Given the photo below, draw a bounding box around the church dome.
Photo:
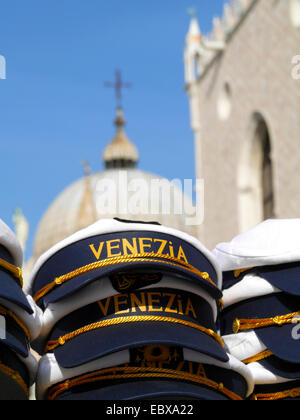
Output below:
[31,104,197,262]
[33,168,197,259]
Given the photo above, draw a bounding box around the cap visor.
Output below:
[259,355,300,379]
[256,324,300,364]
[0,270,32,314]
[1,329,29,359]
[253,380,300,401]
[53,321,228,368]
[52,379,230,401]
[221,293,300,364]
[258,263,300,296]
[0,313,29,358]
[0,369,28,400]
[41,262,221,309]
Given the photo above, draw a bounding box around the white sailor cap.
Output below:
[214,219,300,271]
[0,342,37,400]
[33,274,219,355]
[219,276,300,386]
[41,281,228,367]
[0,293,41,396]
[0,220,43,399]
[0,294,43,344]
[36,347,254,401]
[0,219,33,313]
[223,329,300,385]
[0,219,23,268]
[28,218,223,310]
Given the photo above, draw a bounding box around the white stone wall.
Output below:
[186,0,300,249]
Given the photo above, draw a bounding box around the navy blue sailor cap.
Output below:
[31,274,219,355]
[28,218,222,309]
[220,292,300,364]
[0,220,32,314]
[50,373,246,401]
[0,342,30,400]
[45,286,228,367]
[41,348,252,401]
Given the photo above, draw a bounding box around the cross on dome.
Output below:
[103,71,139,169]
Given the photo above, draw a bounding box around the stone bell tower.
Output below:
[184,0,300,249]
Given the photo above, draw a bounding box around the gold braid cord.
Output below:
[45,315,224,352]
[47,365,243,401]
[252,387,300,401]
[0,258,23,288]
[233,311,300,334]
[0,362,29,398]
[233,267,253,279]
[242,350,273,365]
[34,252,216,303]
[0,305,31,341]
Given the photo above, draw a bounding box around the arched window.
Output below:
[217,82,232,121]
[237,113,275,233]
[193,53,200,81]
[260,120,275,220]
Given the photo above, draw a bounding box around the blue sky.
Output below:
[0,0,226,258]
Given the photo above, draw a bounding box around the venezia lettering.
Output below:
[89,236,189,263]
[97,291,198,320]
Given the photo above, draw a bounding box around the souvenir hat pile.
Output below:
[28,218,253,400]
[0,219,42,400]
[214,219,300,401]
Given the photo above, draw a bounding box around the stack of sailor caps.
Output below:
[28,218,254,400]
[213,219,300,401]
[0,219,42,400]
